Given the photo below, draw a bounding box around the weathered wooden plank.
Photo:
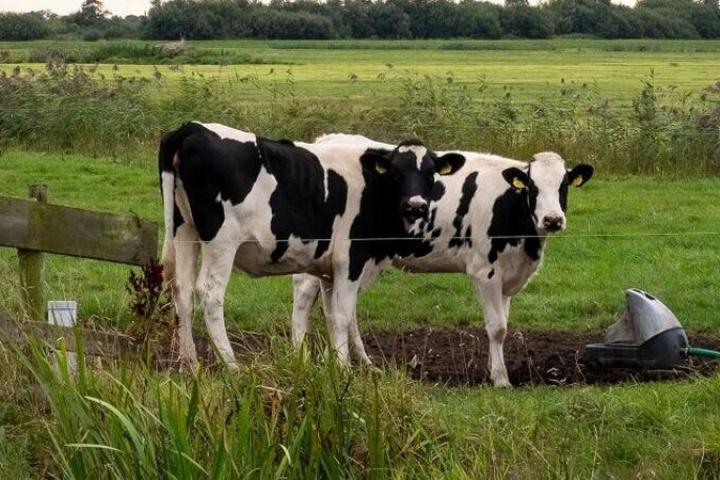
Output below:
[17,185,47,322]
[0,195,158,266]
[0,312,140,359]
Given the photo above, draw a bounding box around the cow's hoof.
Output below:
[358,359,380,372]
[492,378,512,388]
[357,355,373,367]
[178,358,200,375]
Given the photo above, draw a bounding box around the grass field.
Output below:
[2,38,720,478]
[3,38,720,104]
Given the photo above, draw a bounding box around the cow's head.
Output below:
[362,140,465,222]
[501,152,593,235]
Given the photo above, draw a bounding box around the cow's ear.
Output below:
[435,153,465,176]
[567,164,594,188]
[502,167,530,191]
[361,149,392,175]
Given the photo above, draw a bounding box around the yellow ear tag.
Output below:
[571,175,583,187]
[512,178,526,190]
[375,163,387,174]
[438,163,452,175]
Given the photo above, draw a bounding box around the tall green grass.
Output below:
[4,334,720,478]
[16,338,461,479]
[1,60,718,175]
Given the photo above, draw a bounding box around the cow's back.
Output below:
[172,127,373,278]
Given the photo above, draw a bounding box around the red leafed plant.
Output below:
[126,258,175,352]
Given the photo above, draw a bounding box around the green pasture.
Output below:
[2,38,720,104]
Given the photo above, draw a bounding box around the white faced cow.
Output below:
[291,134,593,386]
[159,124,464,367]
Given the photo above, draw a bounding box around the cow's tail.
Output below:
[158,124,193,295]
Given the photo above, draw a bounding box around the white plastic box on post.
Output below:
[47,300,77,327]
[47,300,78,373]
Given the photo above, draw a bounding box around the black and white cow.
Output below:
[291,134,593,386]
[159,123,465,367]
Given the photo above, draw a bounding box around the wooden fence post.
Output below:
[17,185,47,322]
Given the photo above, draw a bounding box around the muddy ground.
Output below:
[188,328,720,387]
[362,328,720,386]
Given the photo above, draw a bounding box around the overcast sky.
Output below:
[1,0,636,17]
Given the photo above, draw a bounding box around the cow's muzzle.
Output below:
[402,203,428,221]
[402,195,429,221]
[540,215,565,233]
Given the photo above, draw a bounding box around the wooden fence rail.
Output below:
[0,185,158,322]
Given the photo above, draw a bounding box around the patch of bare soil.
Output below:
[362,328,720,386]
[168,328,720,387]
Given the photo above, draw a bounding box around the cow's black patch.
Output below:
[487,179,542,264]
[159,122,213,234]
[256,138,348,262]
[449,172,478,248]
[430,180,446,202]
[559,172,569,212]
[348,149,436,281]
[171,125,262,241]
[173,203,184,235]
[165,125,348,253]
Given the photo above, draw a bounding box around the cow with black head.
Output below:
[159,123,463,367]
[291,135,593,386]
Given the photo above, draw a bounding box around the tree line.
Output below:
[2,0,720,41]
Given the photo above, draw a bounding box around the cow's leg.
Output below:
[196,241,238,368]
[319,279,369,365]
[174,223,199,367]
[291,274,321,347]
[319,278,334,335]
[349,315,371,365]
[473,275,511,387]
[328,277,360,366]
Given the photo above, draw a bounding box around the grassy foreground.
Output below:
[2,327,720,478]
[0,151,719,477]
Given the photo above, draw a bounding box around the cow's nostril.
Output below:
[403,204,427,220]
[542,217,563,231]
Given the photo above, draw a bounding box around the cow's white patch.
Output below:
[226,165,278,274]
[529,152,568,232]
[407,195,427,208]
[174,178,194,227]
[323,168,329,202]
[398,144,428,169]
[315,133,389,149]
[161,171,176,238]
[199,122,257,144]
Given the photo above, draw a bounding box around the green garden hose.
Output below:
[686,347,720,359]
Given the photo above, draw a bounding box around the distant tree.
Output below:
[691,4,720,37]
[0,12,49,40]
[140,0,720,41]
[501,4,553,38]
[457,1,503,38]
[68,0,109,26]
